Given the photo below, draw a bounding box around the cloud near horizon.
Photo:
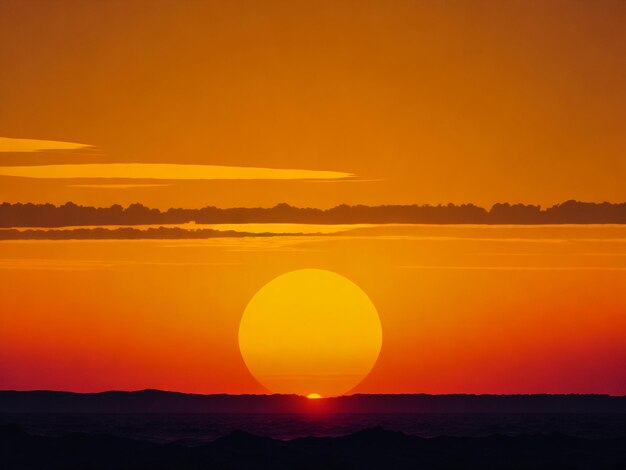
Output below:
[0,136,354,183]
[0,163,355,181]
[0,137,94,152]
[68,183,171,189]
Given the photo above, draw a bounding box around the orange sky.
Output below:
[1,225,624,395]
[0,2,624,396]
[0,0,625,208]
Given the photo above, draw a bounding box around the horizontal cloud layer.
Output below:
[0,137,93,152]
[68,183,171,189]
[0,163,354,180]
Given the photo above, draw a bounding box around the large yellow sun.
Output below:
[238,269,382,397]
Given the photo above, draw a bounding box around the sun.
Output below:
[238,269,382,397]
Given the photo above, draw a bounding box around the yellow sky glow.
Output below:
[0,163,354,181]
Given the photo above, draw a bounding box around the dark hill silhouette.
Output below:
[1,423,625,469]
[2,390,625,414]
[1,200,625,227]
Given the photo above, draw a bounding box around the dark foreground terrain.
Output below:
[3,392,625,468]
[3,390,625,414]
[2,423,626,470]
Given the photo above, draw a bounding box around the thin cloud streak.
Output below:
[0,137,94,152]
[0,163,355,181]
[397,265,626,271]
[0,257,240,270]
[0,258,115,270]
[68,183,171,189]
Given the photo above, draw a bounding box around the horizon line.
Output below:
[2,199,626,211]
[3,389,625,398]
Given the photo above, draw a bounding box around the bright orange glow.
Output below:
[0,1,624,398]
[0,225,624,394]
[0,137,93,153]
[238,269,382,397]
[307,393,323,399]
[0,164,353,181]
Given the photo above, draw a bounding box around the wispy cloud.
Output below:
[0,258,115,270]
[0,163,355,181]
[303,178,386,184]
[0,137,354,182]
[68,183,171,189]
[0,137,94,152]
[396,265,626,271]
[0,257,240,270]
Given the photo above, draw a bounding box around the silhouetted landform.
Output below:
[0,227,285,240]
[2,424,625,469]
[2,390,625,414]
[1,200,625,227]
